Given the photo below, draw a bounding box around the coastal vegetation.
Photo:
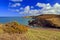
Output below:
[0,21,28,33]
[0,28,60,40]
[0,14,60,40]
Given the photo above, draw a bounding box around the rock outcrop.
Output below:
[28,14,60,28]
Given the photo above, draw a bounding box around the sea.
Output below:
[0,17,32,25]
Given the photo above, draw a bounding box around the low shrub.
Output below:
[3,22,28,33]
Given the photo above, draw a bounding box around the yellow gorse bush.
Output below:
[3,21,28,33]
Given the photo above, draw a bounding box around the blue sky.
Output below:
[0,0,60,17]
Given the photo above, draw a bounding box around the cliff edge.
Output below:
[28,14,60,28]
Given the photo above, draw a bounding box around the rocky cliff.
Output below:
[28,14,60,28]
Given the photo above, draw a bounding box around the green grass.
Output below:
[25,28,60,40]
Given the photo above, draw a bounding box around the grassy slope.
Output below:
[0,28,60,40]
[26,28,60,40]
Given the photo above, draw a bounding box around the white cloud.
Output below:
[9,9,20,12]
[15,9,20,12]
[24,6,30,13]
[10,0,23,2]
[9,3,60,16]
[10,3,21,7]
[19,6,40,16]
[36,3,51,9]
[54,3,60,8]
[36,3,60,14]
[29,10,40,16]
[36,3,46,7]
[20,7,23,10]
[24,6,30,11]
[31,6,34,8]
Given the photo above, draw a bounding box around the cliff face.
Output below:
[28,14,60,28]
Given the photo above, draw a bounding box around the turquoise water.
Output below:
[0,17,32,25]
